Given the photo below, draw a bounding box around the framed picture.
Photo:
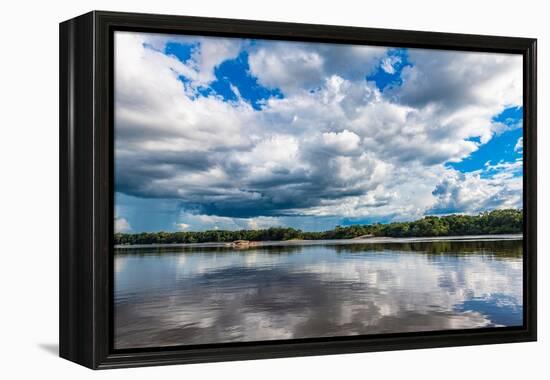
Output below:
[59,11,537,369]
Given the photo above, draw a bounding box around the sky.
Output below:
[114,31,523,233]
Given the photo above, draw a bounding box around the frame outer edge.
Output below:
[93,9,113,368]
[59,17,73,362]
[526,38,537,340]
[59,11,97,369]
[58,10,538,369]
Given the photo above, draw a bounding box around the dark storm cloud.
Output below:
[115,149,217,198]
[115,122,383,218]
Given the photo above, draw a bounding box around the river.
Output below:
[114,236,523,349]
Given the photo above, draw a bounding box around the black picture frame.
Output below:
[59,10,537,369]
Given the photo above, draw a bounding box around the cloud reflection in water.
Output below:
[114,240,523,349]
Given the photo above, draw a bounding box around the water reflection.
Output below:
[114,239,523,349]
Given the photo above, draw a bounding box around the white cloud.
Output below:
[484,160,523,181]
[322,130,361,155]
[176,223,190,231]
[395,50,522,109]
[514,137,523,153]
[248,44,324,94]
[380,55,402,74]
[389,50,523,148]
[188,37,242,85]
[248,41,386,94]
[131,32,242,86]
[429,164,522,215]
[115,217,132,233]
[176,212,282,231]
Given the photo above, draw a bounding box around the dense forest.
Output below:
[114,209,523,245]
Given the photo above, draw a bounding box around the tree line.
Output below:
[114,209,522,245]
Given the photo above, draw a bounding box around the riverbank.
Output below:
[114,233,523,249]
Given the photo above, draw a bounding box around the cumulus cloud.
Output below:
[176,212,282,231]
[429,163,523,215]
[387,50,522,147]
[136,32,242,86]
[115,217,132,233]
[392,50,522,109]
[114,32,523,231]
[321,130,361,155]
[248,41,386,94]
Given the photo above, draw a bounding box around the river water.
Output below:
[114,236,523,349]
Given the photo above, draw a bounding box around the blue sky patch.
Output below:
[448,128,522,173]
[493,105,523,126]
[168,45,283,107]
[367,48,411,91]
[209,51,283,109]
[164,41,196,63]
[116,193,182,233]
[448,106,523,173]
[455,294,523,326]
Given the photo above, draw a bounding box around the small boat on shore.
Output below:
[226,240,258,248]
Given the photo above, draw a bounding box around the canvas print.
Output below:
[113,31,524,350]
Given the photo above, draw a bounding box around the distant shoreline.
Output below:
[114,209,523,247]
[114,233,523,249]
